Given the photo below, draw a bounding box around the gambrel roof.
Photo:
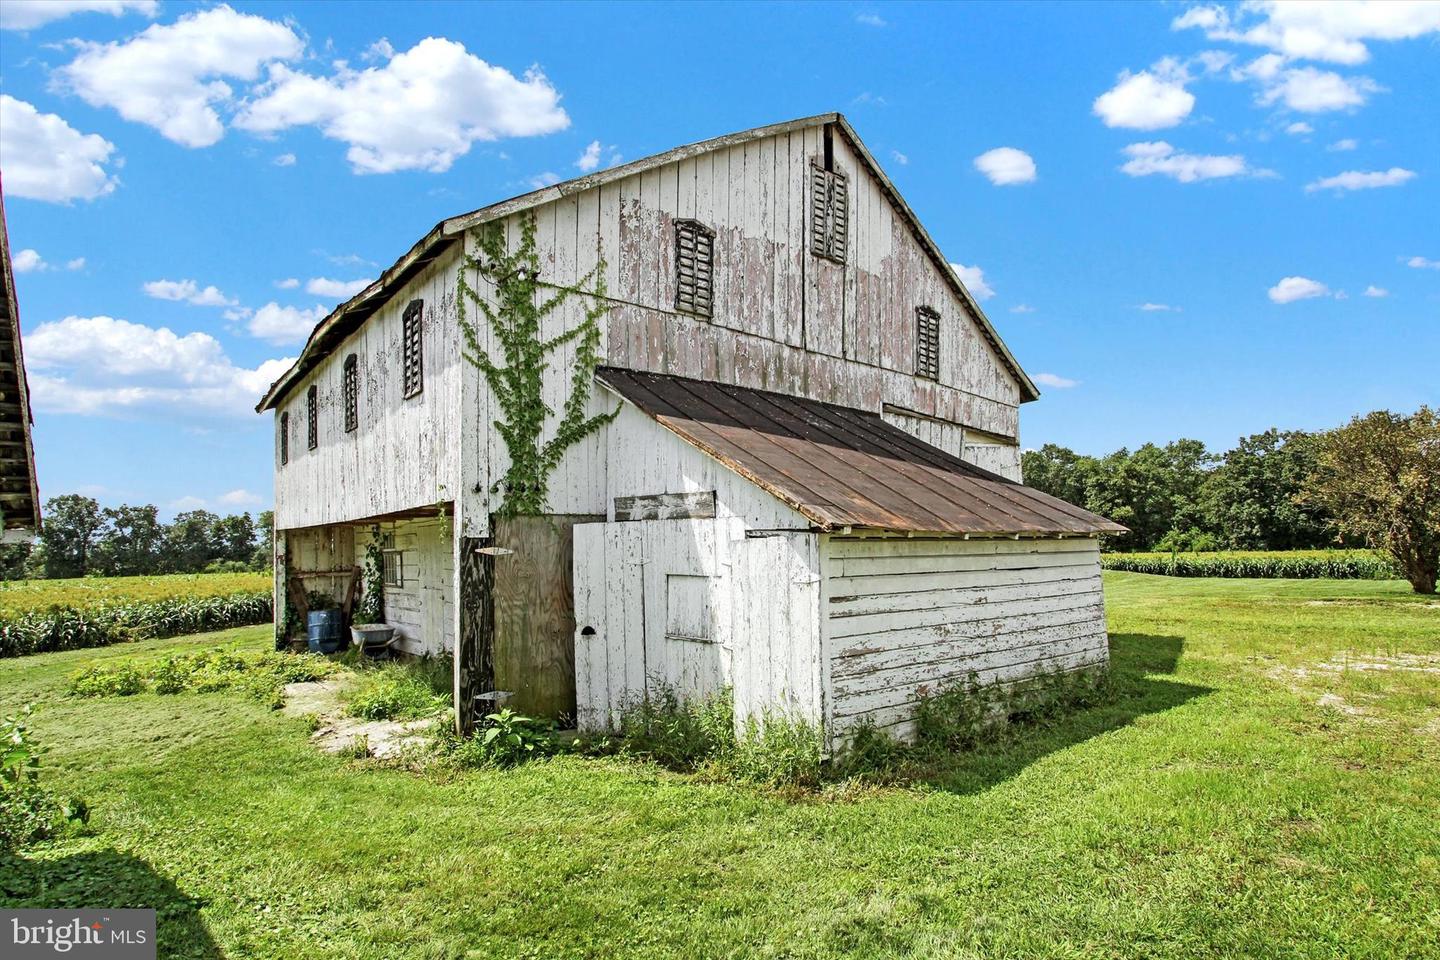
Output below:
[598,367,1123,537]
[257,113,1039,412]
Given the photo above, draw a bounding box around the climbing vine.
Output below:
[456,212,618,517]
[357,526,385,624]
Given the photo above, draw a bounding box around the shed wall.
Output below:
[823,537,1108,741]
[357,517,455,656]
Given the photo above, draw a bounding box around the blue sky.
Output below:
[1,0,1436,517]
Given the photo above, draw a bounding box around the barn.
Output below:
[0,190,41,543]
[257,112,1122,746]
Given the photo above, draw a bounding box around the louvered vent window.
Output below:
[343,354,359,433]
[279,412,289,466]
[306,385,318,450]
[402,299,424,398]
[674,219,715,317]
[810,161,849,263]
[915,306,940,381]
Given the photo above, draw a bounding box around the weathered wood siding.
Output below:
[356,517,454,656]
[823,536,1108,741]
[273,247,464,531]
[881,408,1022,481]
[573,515,823,734]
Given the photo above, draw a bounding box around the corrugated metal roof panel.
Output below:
[597,367,1125,537]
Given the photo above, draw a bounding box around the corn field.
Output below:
[1101,550,1398,580]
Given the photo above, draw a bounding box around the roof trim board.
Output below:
[257,112,1038,412]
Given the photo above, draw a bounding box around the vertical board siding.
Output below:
[823,537,1109,741]
[274,247,464,531]
[881,409,1023,482]
[573,516,823,736]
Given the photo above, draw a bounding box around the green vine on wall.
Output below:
[357,525,385,625]
[456,213,619,518]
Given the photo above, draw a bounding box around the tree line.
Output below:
[0,495,274,580]
[1022,407,1437,593]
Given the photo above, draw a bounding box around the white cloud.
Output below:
[1406,256,1440,270]
[1305,167,1415,192]
[0,0,156,31]
[1009,304,1036,314]
[222,307,252,322]
[235,37,569,174]
[168,496,209,512]
[948,263,995,300]
[305,277,372,299]
[1173,1,1440,66]
[1033,372,1079,389]
[1285,121,1314,134]
[217,488,263,507]
[1093,67,1195,130]
[1268,276,1331,303]
[1363,285,1388,297]
[142,278,239,307]
[1119,141,1251,182]
[1328,138,1359,151]
[1139,302,1182,312]
[890,149,908,166]
[274,278,300,289]
[855,12,887,27]
[55,5,304,148]
[10,249,86,273]
[273,153,296,167]
[23,314,292,418]
[575,140,602,172]
[12,250,45,273]
[248,302,328,344]
[527,171,561,190]
[1253,64,1382,112]
[973,146,1037,185]
[0,95,118,203]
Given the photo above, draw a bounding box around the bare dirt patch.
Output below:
[282,679,437,760]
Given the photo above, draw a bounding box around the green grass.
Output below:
[0,572,271,617]
[3,575,1438,959]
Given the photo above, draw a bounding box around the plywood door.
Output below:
[491,516,581,723]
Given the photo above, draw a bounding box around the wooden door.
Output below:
[491,515,585,723]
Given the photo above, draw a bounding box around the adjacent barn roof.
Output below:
[0,189,41,539]
[596,368,1124,537]
[257,112,1038,411]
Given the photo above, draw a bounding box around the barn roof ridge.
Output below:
[257,112,1038,412]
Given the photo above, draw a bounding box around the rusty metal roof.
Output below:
[597,368,1125,537]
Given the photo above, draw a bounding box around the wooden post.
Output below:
[456,535,493,735]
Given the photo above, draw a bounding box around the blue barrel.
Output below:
[307,610,345,654]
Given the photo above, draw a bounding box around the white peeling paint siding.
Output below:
[881,409,1022,481]
[823,536,1109,742]
[356,517,454,656]
[273,247,464,532]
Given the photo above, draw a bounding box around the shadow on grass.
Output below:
[911,633,1211,796]
[0,848,221,959]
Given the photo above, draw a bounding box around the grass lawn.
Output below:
[3,574,1437,959]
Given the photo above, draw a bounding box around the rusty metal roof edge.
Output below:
[595,373,834,531]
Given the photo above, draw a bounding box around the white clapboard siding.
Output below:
[822,536,1109,740]
[355,518,454,656]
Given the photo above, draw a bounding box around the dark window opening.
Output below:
[343,354,359,433]
[306,384,318,450]
[402,299,424,398]
[674,219,715,317]
[382,549,402,587]
[915,306,940,381]
[279,412,289,466]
